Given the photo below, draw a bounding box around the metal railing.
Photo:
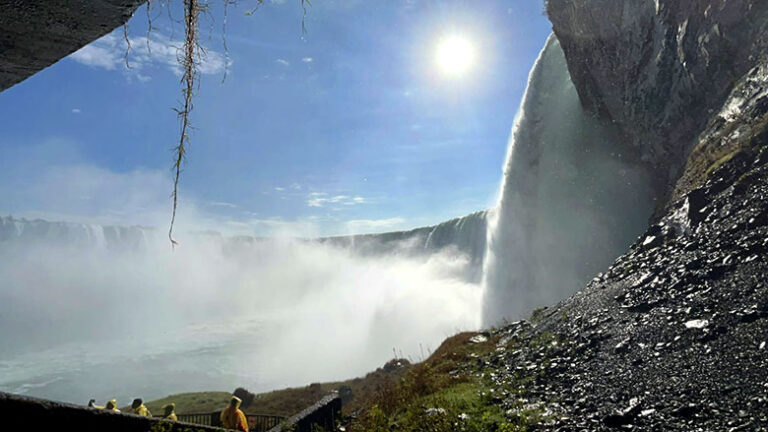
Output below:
[177,412,218,426]
[176,412,285,432]
[247,414,285,432]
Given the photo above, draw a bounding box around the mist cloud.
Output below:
[0,232,480,403]
[0,138,481,404]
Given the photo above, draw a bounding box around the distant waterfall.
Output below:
[481,35,656,326]
[0,216,152,251]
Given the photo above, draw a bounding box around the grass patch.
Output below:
[675,110,768,200]
[144,359,411,417]
[143,330,559,430]
[529,306,548,324]
[704,149,740,178]
[143,392,232,415]
[348,332,550,432]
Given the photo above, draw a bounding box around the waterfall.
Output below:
[481,35,656,326]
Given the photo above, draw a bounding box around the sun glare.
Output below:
[435,35,475,78]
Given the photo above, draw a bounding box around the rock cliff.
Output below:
[547,0,768,207]
[464,1,768,429]
[0,0,145,92]
[480,118,768,430]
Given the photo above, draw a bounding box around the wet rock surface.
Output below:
[478,141,768,430]
[547,0,768,200]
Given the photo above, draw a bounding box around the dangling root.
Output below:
[167,0,309,247]
[169,0,201,247]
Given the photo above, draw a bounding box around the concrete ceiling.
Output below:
[0,0,146,92]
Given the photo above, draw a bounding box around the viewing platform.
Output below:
[0,391,341,432]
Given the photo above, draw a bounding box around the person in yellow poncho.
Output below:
[104,399,121,412]
[131,398,152,417]
[163,403,178,421]
[220,395,249,431]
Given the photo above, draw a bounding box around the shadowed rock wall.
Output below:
[0,0,146,92]
[547,0,768,201]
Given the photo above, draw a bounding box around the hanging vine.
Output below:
[161,0,310,246]
[168,0,201,246]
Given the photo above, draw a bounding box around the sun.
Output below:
[435,35,475,78]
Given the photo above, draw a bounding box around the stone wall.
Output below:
[0,0,146,92]
[268,393,342,432]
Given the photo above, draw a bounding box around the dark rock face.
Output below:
[675,55,768,202]
[0,0,145,92]
[482,133,768,430]
[547,0,768,198]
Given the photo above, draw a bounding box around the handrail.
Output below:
[176,411,285,432]
[268,392,341,432]
[0,391,230,432]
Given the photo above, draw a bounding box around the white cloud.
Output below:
[276,58,291,67]
[307,193,368,208]
[273,183,303,195]
[71,108,81,114]
[224,217,324,238]
[307,194,327,207]
[219,214,407,237]
[9,163,172,227]
[345,217,406,232]
[301,57,314,63]
[0,142,388,238]
[207,201,238,208]
[69,36,122,70]
[68,31,230,79]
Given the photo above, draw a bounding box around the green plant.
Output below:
[345,330,556,432]
[279,420,297,432]
[529,307,547,323]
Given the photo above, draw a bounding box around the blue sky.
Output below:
[0,0,552,237]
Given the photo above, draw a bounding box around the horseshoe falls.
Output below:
[481,35,657,326]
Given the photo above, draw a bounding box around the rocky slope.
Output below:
[478,125,768,430]
[345,124,768,431]
[463,2,768,429]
